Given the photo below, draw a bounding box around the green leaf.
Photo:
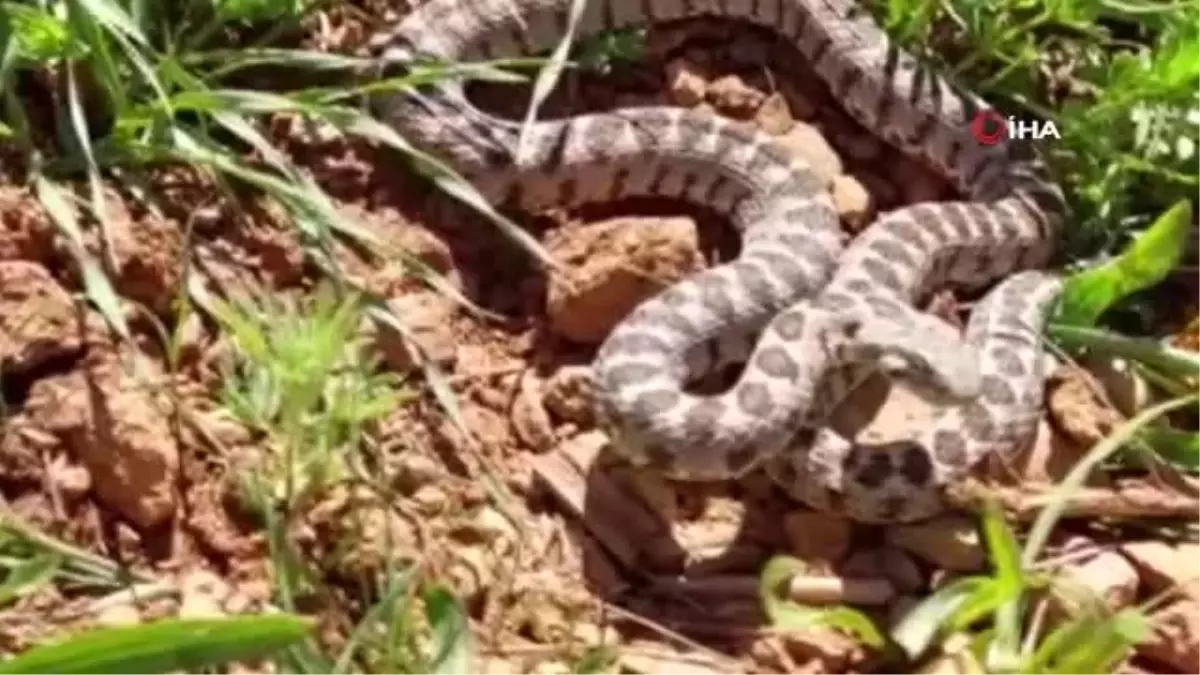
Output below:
[424,585,470,674]
[1137,425,1199,469]
[1056,200,1192,326]
[891,576,988,659]
[0,553,61,608]
[758,556,885,649]
[0,615,313,674]
[2,3,84,62]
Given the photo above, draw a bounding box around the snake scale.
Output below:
[364,0,1069,522]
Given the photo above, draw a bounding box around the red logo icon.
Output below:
[969,110,1007,145]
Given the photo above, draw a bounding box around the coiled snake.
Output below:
[365,0,1069,523]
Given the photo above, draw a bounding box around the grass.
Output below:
[0,0,1195,672]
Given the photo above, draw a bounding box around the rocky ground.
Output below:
[0,6,1196,674]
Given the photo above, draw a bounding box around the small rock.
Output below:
[393,452,442,493]
[473,506,517,544]
[545,216,703,343]
[774,122,844,188]
[665,58,708,107]
[0,261,82,375]
[28,360,179,529]
[178,570,229,620]
[412,484,448,514]
[706,73,765,118]
[998,419,1094,486]
[783,511,851,564]
[1121,541,1200,598]
[887,514,985,571]
[511,374,556,451]
[1046,365,1126,447]
[831,174,873,232]
[372,291,458,372]
[755,92,794,135]
[1057,549,1139,612]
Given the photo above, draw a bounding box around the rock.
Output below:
[0,186,55,262]
[372,290,458,372]
[774,122,844,188]
[543,365,596,425]
[665,58,708,107]
[706,73,765,118]
[755,92,795,135]
[783,511,851,564]
[831,174,873,231]
[511,373,556,451]
[28,358,179,529]
[887,514,986,572]
[1046,365,1126,447]
[1121,541,1200,598]
[545,216,703,344]
[998,418,1093,486]
[0,261,82,375]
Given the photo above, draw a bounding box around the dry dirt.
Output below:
[0,4,1196,674]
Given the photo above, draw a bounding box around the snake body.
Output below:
[365,0,1069,522]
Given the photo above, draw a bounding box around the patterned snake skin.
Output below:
[364,0,1069,522]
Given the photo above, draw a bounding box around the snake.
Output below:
[363,0,1069,523]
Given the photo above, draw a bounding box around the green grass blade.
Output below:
[0,615,313,674]
[1022,391,1200,567]
[1056,200,1192,326]
[1137,425,1199,468]
[514,0,584,162]
[424,585,470,674]
[0,553,61,608]
[891,575,990,659]
[758,555,885,649]
[32,175,131,341]
[1047,323,1200,378]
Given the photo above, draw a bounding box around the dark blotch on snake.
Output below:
[602,331,671,357]
[979,375,1018,405]
[772,309,807,340]
[898,442,934,486]
[989,347,1027,377]
[940,203,975,240]
[931,430,969,467]
[868,237,918,270]
[844,277,873,294]
[849,448,894,488]
[735,262,780,306]
[818,291,858,314]
[865,294,907,320]
[962,402,997,443]
[684,400,725,436]
[737,382,775,416]
[754,345,800,379]
[862,256,903,288]
[753,249,811,288]
[601,362,660,388]
[635,389,682,416]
